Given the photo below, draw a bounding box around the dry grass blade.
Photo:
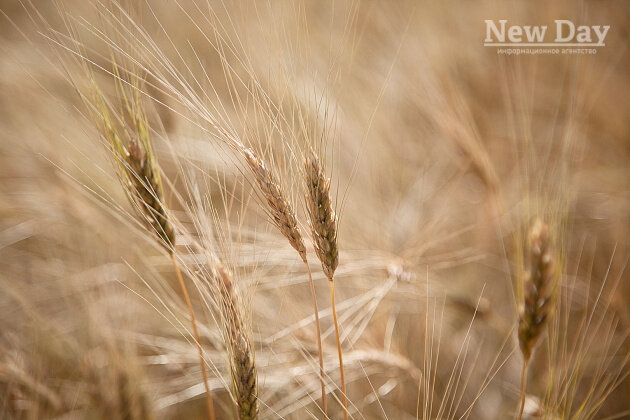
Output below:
[517,219,555,420]
[304,150,346,420]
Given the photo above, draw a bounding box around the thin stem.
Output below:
[331,280,348,420]
[517,359,529,420]
[171,254,216,420]
[305,260,327,417]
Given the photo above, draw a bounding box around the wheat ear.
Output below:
[91,75,215,420]
[215,263,258,420]
[243,147,327,415]
[243,148,306,258]
[304,151,347,420]
[517,219,555,420]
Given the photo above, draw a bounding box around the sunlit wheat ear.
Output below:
[215,263,258,420]
[517,219,555,420]
[243,148,306,260]
[243,147,327,415]
[90,72,216,420]
[92,79,174,253]
[518,219,555,362]
[304,151,339,280]
[304,150,347,420]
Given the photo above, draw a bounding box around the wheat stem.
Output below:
[306,260,327,416]
[330,280,347,420]
[171,254,216,420]
[517,360,529,420]
[304,150,344,418]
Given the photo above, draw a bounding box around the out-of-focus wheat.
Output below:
[214,262,258,420]
[517,219,555,420]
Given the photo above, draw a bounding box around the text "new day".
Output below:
[484,20,610,46]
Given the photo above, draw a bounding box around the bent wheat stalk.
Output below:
[517,219,555,420]
[304,151,346,420]
[172,256,215,420]
[91,75,216,420]
[243,148,327,415]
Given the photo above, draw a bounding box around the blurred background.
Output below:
[1,1,628,418]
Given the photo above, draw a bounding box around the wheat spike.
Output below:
[304,150,347,419]
[215,263,258,420]
[304,151,339,280]
[517,218,555,420]
[232,331,257,420]
[92,78,174,253]
[518,219,555,361]
[243,148,307,260]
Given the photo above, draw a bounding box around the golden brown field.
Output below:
[1,1,629,419]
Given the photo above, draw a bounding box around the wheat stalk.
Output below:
[90,72,216,420]
[243,147,327,415]
[517,219,555,420]
[304,150,347,420]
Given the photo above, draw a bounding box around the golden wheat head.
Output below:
[304,151,338,280]
[92,76,174,253]
[243,148,306,260]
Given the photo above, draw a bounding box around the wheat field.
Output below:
[1,1,629,419]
